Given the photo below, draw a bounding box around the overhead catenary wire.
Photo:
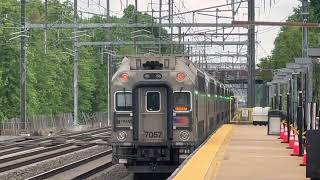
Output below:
[11,0,295,110]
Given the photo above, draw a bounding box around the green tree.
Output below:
[0,1,181,123]
[258,3,320,102]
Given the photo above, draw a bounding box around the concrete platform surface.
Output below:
[215,125,307,180]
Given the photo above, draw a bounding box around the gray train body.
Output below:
[110,56,235,172]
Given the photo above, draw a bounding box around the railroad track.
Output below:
[0,126,111,148]
[26,150,113,180]
[0,127,113,179]
[0,134,110,165]
[0,143,113,180]
[0,143,98,173]
[0,127,111,155]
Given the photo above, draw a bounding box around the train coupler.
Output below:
[149,158,158,171]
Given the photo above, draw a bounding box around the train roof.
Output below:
[117,56,233,93]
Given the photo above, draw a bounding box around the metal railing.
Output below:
[230,108,253,124]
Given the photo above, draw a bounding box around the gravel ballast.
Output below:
[0,145,110,180]
[89,164,129,180]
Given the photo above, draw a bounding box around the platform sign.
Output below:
[242,108,248,118]
[268,117,280,135]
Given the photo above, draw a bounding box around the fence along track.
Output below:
[26,149,112,180]
[1,112,108,134]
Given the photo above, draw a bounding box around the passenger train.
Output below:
[110,56,235,172]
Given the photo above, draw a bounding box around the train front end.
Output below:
[110,56,196,172]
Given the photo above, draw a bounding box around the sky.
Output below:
[76,0,301,62]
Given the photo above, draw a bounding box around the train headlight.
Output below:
[176,72,185,82]
[117,131,127,141]
[120,73,129,82]
[179,130,190,141]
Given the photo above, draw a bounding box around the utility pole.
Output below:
[44,0,48,54]
[20,0,27,130]
[302,0,309,58]
[106,0,110,29]
[204,47,207,71]
[73,0,79,125]
[302,0,312,130]
[169,0,174,54]
[247,0,256,108]
[135,0,138,22]
[134,0,138,54]
[106,0,111,126]
[159,0,162,54]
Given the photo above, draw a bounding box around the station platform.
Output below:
[170,125,307,180]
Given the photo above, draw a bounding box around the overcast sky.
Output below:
[77,0,301,61]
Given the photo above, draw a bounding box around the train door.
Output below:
[138,87,167,142]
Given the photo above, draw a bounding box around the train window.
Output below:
[197,76,206,92]
[146,92,160,111]
[115,92,132,111]
[196,100,198,118]
[210,82,215,94]
[173,92,191,111]
[136,59,141,68]
[164,59,170,69]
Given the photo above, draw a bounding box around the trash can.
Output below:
[267,110,285,135]
[306,130,320,179]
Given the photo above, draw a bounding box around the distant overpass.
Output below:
[197,62,247,70]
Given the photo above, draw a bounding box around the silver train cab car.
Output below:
[110,56,235,172]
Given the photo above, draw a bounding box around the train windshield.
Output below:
[146,91,160,111]
[173,92,191,111]
[116,92,132,111]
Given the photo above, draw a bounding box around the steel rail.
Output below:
[0,143,71,164]
[71,161,113,180]
[0,134,110,164]
[0,145,39,157]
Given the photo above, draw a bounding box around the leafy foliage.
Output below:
[257,1,320,102]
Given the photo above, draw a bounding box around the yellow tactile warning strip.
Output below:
[172,124,234,180]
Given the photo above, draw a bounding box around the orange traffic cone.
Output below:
[287,129,294,149]
[281,125,288,143]
[291,134,300,156]
[279,123,284,140]
[300,147,307,166]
